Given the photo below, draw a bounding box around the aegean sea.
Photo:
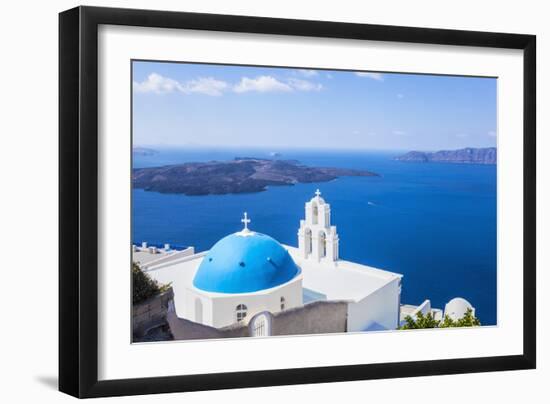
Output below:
[132,148,497,325]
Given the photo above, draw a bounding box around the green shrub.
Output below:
[400,308,480,330]
[400,311,440,329]
[439,308,481,328]
[132,262,170,305]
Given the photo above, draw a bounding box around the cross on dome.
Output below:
[236,212,255,237]
[241,212,251,231]
[315,189,322,198]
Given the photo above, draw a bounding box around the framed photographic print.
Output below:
[59,6,536,398]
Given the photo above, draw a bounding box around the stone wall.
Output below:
[167,309,249,340]
[167,300,348,340]
[271,300,348,336]
[132,287,174,338]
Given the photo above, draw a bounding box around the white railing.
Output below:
[145,250,208,271]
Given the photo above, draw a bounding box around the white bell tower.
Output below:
[298,189,339,262]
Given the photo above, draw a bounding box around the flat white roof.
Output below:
[286,246,401,302]
[133,249,172,265]
[144,245,402,304]
[144,253,203,296]
[134,246,197,269]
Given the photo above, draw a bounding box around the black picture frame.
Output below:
[59,5,536,398]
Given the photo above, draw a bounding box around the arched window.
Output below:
[319,231,327,258]
[312,204,319,225]
[280,296,286,311]
[305,228,312,256]
[236,304,248,322]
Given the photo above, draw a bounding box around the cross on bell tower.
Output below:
[315,189,321,198]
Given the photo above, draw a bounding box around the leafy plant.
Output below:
[132,262,170,305]
[400,311,440,329]
[400,308,480,330]
[439,308,481,328]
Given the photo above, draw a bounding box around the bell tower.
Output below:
[298,189,339,263]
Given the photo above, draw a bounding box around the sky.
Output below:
[132,61,497,151]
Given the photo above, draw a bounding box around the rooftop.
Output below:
[133,245,173,266]
[286,246,401,302]
[132,243,195,268]
[143,244,402,304]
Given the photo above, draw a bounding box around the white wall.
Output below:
[149,254,302,328]
[1,1,548,403]
[347,278,401,331]
[186,276,302,328]
[146,255,203,317]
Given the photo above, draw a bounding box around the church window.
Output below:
[312,204,319,224]
[236,304,248,322]
[320,232,327,258]
[280,296,286,311]
[305,228,312,256]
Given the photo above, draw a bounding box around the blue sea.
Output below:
[133,148,497,325]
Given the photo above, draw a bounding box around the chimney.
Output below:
[164,243,170,251]
[141,241,147,250]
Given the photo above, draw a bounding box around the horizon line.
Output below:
[133,144,497,153]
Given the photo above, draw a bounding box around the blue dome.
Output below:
[193,232,299,294]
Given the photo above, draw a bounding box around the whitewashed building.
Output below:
[139,190,407,335]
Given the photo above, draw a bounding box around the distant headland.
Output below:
[395,147,496,165]
[132,157,378,195]
[133,147,158,156]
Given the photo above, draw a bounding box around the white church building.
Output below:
[135,190,474,338]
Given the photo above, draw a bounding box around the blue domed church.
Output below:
[193,224,300,294]
[137,191,408,338]
[184,215,305,329]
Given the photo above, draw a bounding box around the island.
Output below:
[133,147,158,156]
[395,147,496,165]
[132,157,378,195]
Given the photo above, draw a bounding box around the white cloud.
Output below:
[297,69,318,77]
[397,93,405,99]
[233,76,293,93]
[392,130,407,136]
[184,77,229,96]
[456,133,469,138]
[287,78,323,92]
[133,73,228,96]
[134,72,322,96]
[233,76,322,93]
[352,130,360,135]
[355,72,384,81]
[488,130,497,137]
[133,73,181,94]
